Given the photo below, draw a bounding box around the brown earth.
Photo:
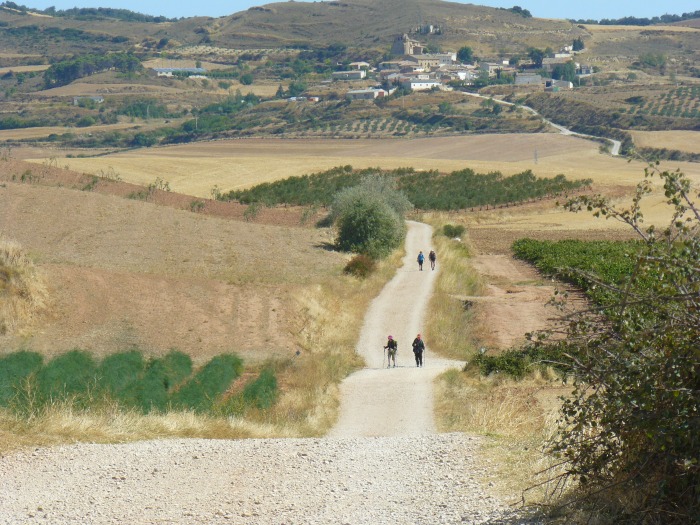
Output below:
[0,160,343,363]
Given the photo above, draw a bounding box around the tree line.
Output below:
[43,52,142,88]
[220,166,590,211]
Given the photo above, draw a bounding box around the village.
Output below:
[151,31,595,103]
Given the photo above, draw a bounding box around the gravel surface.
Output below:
[0,222,532,524]
[0,434,525,525]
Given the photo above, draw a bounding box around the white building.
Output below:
[400,78,443,91]
[332,70,367,81]
[346,88,389,100]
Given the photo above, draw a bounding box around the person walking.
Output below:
[412,334,425,367]
[384,335,398,368]
[429,250,437,271]
[417,251,425,271]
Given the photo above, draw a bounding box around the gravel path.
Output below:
[0,222,527,524]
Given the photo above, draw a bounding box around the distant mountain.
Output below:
[200,0,583,52]
[0,0,586,57]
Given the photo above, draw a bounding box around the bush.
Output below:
[98,349,144,405]
[0,351,43,406]
[534,167,700,522]
[442,224,465,238]
[133,351,193,413]
[242,368,278,409]
[36,350,97,404]
[343,254,377,278]
[170,354,242,412]
[335,197,405,259]
[331,175,411,259]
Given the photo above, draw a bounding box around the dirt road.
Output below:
[0,222,520,524]
[330,221,463,437]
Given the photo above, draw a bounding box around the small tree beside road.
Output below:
[330,175,413,259]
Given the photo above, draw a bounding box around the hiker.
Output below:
[417,251,425,271]
[429,250,437,271]
[384,335,398,368]
[412,334,425,367]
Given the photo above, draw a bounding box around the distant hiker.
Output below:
[384,335,398,368]
[417,251,425,271]
[428,250,437,271]
[412,334,425,367]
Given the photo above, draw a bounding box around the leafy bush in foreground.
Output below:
[524,167,700,523]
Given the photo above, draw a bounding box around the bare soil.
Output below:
[0,162,342,362]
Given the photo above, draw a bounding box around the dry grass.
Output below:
[24,133,643,197]
[0,121,170,141]
[26,134,700,201]
[0,238,48,336]
[630,130,700,154]
[258,250,404,436]
[435,368,571,507]
[0,258,399,451]
[0,64,49,74]
[422,224,485,361]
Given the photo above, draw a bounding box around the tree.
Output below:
[537,166,700,523]
[457,46,474,64]
[330,175,413,259]
[572,37,585,51]
[527,47,545,68]
[551,61,576,82]
[239,73,254,85]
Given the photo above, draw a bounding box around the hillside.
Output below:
[203,0,584,52]
[0,0,585,57]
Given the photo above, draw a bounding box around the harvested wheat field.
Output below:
[0,64,49,74]
[25,134,649,197]
[0,179,345,362]
[630,130,700,154]
[0,121,174,141]
[31,82,188,98]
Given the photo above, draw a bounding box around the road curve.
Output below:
[328,221,463,438]
[461,91,622,156]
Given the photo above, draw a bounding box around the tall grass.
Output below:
[0,238,48,336]
[424,227,485,360]
[423,216,570,506]
[435,368,569,506]
[257,251,402,436]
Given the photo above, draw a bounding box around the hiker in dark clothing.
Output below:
[417,251,425,271]
[412,334,425,367]
[429,250,437,271]
[384,335,398,368]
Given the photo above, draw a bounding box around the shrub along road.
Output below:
[0,222,523,525]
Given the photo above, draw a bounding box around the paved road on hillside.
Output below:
[329,221,463,437]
